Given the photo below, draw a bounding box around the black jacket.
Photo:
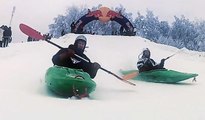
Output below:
[3,27,12,37]
[52,44,98,78]
[137,57,165,73]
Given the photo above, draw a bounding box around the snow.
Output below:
[0,34,205,120]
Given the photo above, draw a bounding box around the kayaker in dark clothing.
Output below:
[137,48,165,73]
[52,35,101,79]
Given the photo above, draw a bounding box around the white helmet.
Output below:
[75,35,87,43]
[74,35,87,52]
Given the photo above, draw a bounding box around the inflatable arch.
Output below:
[71,7,135,36]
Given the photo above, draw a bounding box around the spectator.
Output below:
[2,26,12,47]
[0,25,4,47]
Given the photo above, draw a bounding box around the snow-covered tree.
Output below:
[49,15,67,37]
[134,10,161,42]
[170,15,198,50]
[134,12,146,36]
[49,6,87,38]
[194,21,205,51]
[159,21,170,38]
[48,5,205,52]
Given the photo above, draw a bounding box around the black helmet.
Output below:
[142,48,150,58]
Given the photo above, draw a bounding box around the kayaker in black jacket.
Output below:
[52,35,101,79]
[137,48,165,73]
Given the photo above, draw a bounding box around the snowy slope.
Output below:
[0,34,205,120]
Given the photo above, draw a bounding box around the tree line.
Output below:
[49,4,205,52]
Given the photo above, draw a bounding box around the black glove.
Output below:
[93,62,101,70]
[59,48,75,59]
[66,48,75,57]
[161,59,166,64]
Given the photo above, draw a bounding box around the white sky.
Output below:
[1,0,205,42]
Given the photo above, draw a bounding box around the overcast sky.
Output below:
[1,0,205,42]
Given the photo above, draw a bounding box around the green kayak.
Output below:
[121,69,198,83]
[45,66,96,97]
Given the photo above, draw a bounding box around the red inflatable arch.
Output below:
[71,7,135,36]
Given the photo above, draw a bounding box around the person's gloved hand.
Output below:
[93,62,101,70]
[161,58,166,64]
[66,48,75,57]
[60,48,75,59]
